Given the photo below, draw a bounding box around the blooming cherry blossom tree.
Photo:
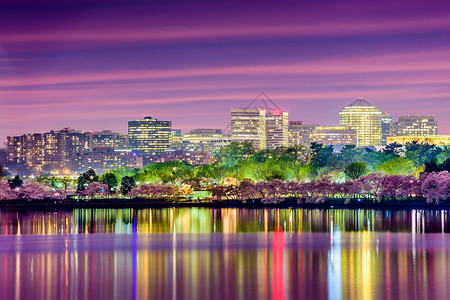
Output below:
[79,182,109,199]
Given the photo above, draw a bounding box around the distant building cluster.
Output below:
[5,95,441,175]
[7,128,140,174]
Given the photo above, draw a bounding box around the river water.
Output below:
[1,208,449,300]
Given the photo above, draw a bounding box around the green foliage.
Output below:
[219,142,256,167]
[158,171,174,184]
[404,142,441,167]
[295,164,315,181]
[0,164,5,179]
[376,157,416,175]
[262,166,288,181]
[37,175,72,191]
[424,158,450,173]
[382,143,403,156]
[144,160,190,172]
[120,176,136,195]
[309,142,334,169]
[8,175,23,189]
[101,172,118,192]
[68,143,450,191]
[77,169,99,191]
[109,166,135,179]
[133,169,160,184]
[344,161,368,180]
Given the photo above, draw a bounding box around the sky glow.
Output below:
[0,0,449,142]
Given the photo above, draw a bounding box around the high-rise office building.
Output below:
[266,111,289,149]
[311,126,357,146]
[42,128,92,167]
[7,128,92,169]
[381,113,392,146]
[70,148,143,173]
[231,108,266,149]
[170,129,183,150]
[92,130,129,149]
[391,115,438,136]
[288,122,318,147]
[128,116,172,155]
[182,129,225,153]
[339,98,382,146]
[7,135,26,165]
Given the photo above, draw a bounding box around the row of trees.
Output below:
[0,178,194,200]
[110,142,450,184]
[2,142,450,186]
[1,141,450,203]
[1,171,449,204]
[211,172,450,204]
[0,180,66,200]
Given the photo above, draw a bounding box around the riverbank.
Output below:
[0,198,449,210]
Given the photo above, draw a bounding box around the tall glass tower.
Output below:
[231,108,266,150]
[128,116,172,155]
[339,98,382,146]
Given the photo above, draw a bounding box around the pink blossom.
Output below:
[421,171,450,204]
[17,183,53,200]
[78,182,109,199]
[0,180,17,200]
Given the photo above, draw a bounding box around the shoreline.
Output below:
[0,199,449,210]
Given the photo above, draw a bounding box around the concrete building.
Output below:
[387,135,450,146]
[42,128,92,167]
[339,98,382,146]
[182,129,225,153]
[231,108,266,149]
[288,122,318,147]
[391,115,438,137]
[6,135,27,165]
[381,113,392,146]
[266,111,289,149]
[128,116,172,155]
[92,130,128,150]
[311,126,357,146]
[7,128,92,170]
[70,148,143,174]
[156,150,211,165]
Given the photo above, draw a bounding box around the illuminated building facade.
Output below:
[156,150,211,165]
[42,128,92,167]
[182,129,226,153]
[339,98,382,146]
[387,135,450,146]
[391,115,438,136]
[128,116,172,155]
[381,113,392,146]
[311,126,357,145]
[170,129,184,151]
[266,111,289,149]
[92,130,129,149]
[70,148,143,173]
[231,108,266,149]
[7,135,27,165]
[288,122,318,147]
[7,128,92,170]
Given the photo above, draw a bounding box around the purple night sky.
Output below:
[0,0,449,142]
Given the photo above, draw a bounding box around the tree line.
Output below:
[0,141,449,203]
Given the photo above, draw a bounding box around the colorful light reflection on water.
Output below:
[1,208,450,235]
[0,208,449,300]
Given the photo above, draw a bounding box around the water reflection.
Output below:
[1,233,450,300]
[2,208,450,299]
[1,208,450,235]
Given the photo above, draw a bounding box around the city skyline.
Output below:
[1,0,449,143]
[3,96,441,138]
